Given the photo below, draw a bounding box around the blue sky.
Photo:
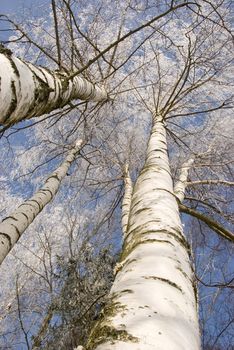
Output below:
[0,0,48,19]
[0,0,43,13]
[0,0,48,41]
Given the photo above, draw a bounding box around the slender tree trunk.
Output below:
[87,116,200,350]
[0,51,107,126]
[174,158,194,202]
[0,140,83,265]
[121,163,133,239]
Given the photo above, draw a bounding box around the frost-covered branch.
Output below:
[68,1,197,79]
[121,163,133,238]
[0,50,108,126]
[186,179,234,186]
[0,140,84,265]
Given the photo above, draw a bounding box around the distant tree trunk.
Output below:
[121,163,133,239]
[87,115,200,350]
[0,140,83,265]
[0,51,108,126]
[174,158,194,202]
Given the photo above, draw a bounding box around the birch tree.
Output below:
[0,206,118,349]
[0,51,107,126]
[0,140,83,264]
[85,2,233,348]
[87,114,201,349]
[0,0,233,349]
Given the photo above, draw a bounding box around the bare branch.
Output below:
[51,0,62,69]
[179,203,234,242]
[68,2,198,80]
[186,180,234,186]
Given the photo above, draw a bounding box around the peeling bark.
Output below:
[88,116,200,350]
[0,51,108,126]
[0,140,83,265]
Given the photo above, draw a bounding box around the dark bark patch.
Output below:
[143,276,183,293]
[121,237,174,262]
[87,325,138,349]
[0,232,12,248]
[86,294,138,349]
[19,199,42,212]
[133,207,151,216]
[2,215,18,222]
[20,212,29,223]
[176,266,192,282]
[169,230,191,254]
[37,188,54,199]
[3,80,17,122]
[8,56,20,77]
[121,289,134,294]
[0,45,12,56]
[47,174,60,182]
[124,220,162,243]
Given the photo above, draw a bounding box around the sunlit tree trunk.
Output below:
[121,163,133,239]
[174,158,194,202]
[0,51,107,126]
[87,115,200,350]
[0,140,83,265]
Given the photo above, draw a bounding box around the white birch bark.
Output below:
[121,163,133,238]
[0,51,107,126]
[0,140,83,265]
[174,158,194,202]
[87,116,200,350]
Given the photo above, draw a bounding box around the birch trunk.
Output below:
[174,158,194,202]
[0,140,83,265]
[121,164,133,238]
[0,51,107,126]
[87,116,200,350]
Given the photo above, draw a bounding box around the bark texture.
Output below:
[0,51,107,126]
[0,140,83,265]
[87,116,200,350]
